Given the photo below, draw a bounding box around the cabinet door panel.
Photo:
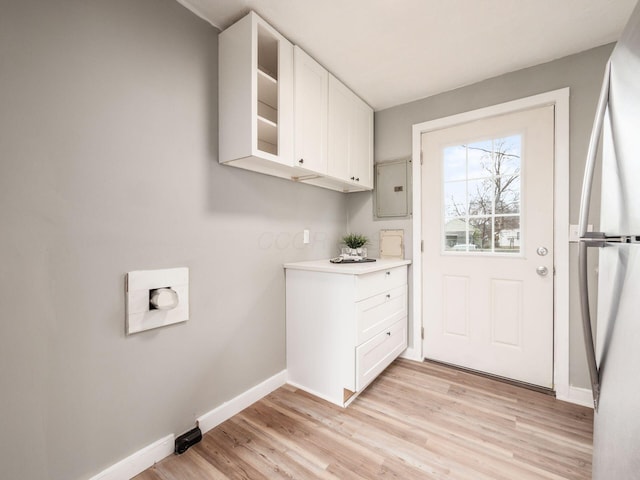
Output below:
[351,97,373,188]
[327,74,373,188]
[356,319,407,391]
[356,265,407,301]
[328,75,351,180]
[356,285,408,344]
[294,47,328,174]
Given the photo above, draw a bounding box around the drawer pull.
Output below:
[386,294,391,299]
[386,331,391,336]
[385,271,391,276]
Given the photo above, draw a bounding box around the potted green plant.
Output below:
[342,233,369,257]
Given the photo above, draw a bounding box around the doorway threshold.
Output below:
[422,358,555,396]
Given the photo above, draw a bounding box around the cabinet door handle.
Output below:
[385,271,391,276]
[386,331,391,336]
[386,294,391,299]
[356,178,360,182]
[350,176,355,180]
[299,159,304,164]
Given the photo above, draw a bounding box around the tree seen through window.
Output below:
[443,135,521,253]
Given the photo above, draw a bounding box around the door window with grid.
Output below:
[442,135,522,254]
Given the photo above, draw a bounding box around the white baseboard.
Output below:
[88,434,174,480]
[89,369,287,480]
[399,346,422,362]
[557,385,594,409]
[197,369,287,434]
[286,380,343,407]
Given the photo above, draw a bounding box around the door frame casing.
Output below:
[408,88,572,403]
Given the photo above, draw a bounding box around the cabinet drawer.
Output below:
[356,285,407,345]
[355,319,407,391]
[356,265,407,301]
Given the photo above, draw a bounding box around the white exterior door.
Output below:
[421,105,554,388]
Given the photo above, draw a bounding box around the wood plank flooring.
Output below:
[135,359,593,479]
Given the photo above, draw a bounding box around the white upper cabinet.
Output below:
[293,46,328,175]
[218,11,373,193]
[219,12,295,177]
[351,94,374,188]
[328,75,374,189]
[327,75,351,181]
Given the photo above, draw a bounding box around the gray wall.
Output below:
[348,44,613,390]
[0,1,346,479]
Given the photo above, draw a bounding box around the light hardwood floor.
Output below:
[135,359,593,479]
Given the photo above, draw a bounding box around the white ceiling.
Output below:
[178,0,636,110]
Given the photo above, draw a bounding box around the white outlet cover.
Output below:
[125,267,189,335]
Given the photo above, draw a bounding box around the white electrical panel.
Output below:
[375,159,411,218]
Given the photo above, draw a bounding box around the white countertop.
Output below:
[284,258,411,275]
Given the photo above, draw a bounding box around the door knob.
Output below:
[536,266,549,276]
[537,246,549,256]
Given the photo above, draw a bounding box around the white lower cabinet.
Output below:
[285,259,410,407]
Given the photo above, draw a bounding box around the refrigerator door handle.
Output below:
[578,60,611,410]
[578,241,601,410]
[579,60,611,236]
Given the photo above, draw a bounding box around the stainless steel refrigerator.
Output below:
[579,2,640,478]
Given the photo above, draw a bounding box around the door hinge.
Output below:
[421,326,425,339]
[421,240,424,252]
